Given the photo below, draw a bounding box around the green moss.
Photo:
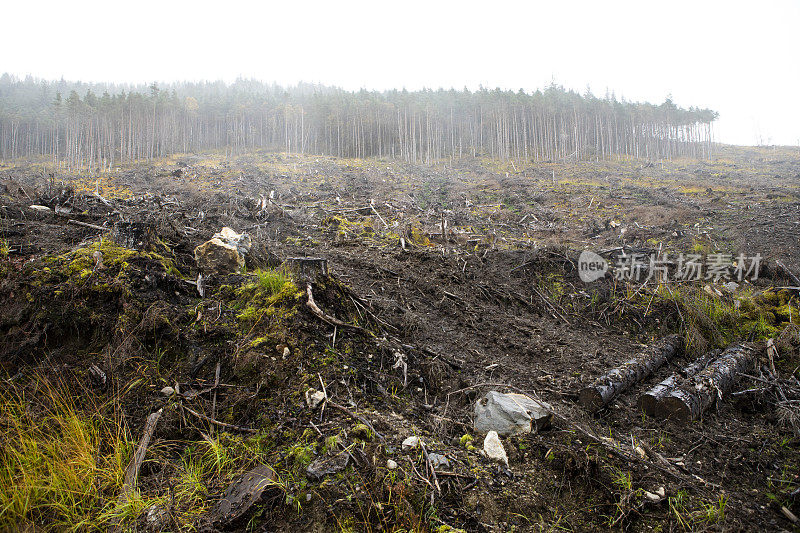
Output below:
[350,423,373,441]
[655,285,790,350]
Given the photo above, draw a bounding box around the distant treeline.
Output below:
[0,74,717,168]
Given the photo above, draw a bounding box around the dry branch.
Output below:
[66,218,107,231]
[183,405,259,433]
[306,283,368,333]
[118,409,162,505]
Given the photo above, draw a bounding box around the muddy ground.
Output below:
[1,146,799,532]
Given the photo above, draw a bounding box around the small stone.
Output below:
[160,386,175,397]
[427,453,450,469]
[29,204,52,212]
[483,430,508,466]
[402,436,420,452]
[282,347,290,359]
[305,389,326,409]
[386,459,398,470]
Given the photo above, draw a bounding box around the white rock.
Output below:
[305,389,326,409]
[194,227,252,275]
[402,436,421,452]
[482,430,508,466]
[29,204,52,212]
[386,459,398,470]
[213,226,252,255]
[160,386,175,397]
[282,347,290,359]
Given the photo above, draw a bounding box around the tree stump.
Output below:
[282,257,329,282]
[113,222,156,250]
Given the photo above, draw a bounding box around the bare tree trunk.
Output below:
[660,343,758,422]
[579,334,684,412]
[637,349,720,417]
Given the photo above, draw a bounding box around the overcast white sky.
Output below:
[3,0,798,146]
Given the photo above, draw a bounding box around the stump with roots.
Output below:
[282,257,329,282]
[113,222,157,251]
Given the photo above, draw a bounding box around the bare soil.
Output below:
[1,146,799,532]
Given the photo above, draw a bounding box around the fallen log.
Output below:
[578,334,684,412]
[637,349,720,417]
[660,342,758,422]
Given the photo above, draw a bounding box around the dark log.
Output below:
[578,334,684,412]
[661,342,758,422]
[637,349,720,417]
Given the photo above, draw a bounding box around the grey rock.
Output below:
[723,281,740,293]
[306,451,350,480]
[473,390,552,436]
[427,453,450,469]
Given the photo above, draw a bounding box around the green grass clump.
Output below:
[655,284,785,353]
[0,380,135,531]
[234,268,300,326]
[256,268,292,296]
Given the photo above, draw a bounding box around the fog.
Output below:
[3,0,798,146]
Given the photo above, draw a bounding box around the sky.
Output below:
[3,0,798,146]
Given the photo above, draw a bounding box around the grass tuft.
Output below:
[0,378,133,531]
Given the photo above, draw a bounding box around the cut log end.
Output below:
[637,393,661,418]
[578,388,605,412]
[660,395,694,423]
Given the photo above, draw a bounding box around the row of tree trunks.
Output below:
[578,334,684,412]
[660,343,758,422]
[637,349,720,417]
